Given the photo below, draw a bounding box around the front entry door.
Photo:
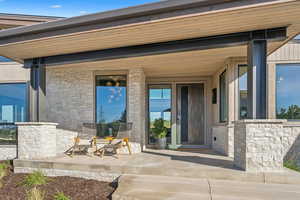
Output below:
[177,84,204,145]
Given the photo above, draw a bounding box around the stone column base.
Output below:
[16,122,58,159]
[234,119,287,172]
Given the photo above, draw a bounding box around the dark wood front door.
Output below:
[177,83,204,145]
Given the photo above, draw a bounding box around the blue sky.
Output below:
[276,64,300,111]
[0,0,159,17]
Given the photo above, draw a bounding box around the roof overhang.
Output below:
[0,13,63,28]
[0,0,299,64]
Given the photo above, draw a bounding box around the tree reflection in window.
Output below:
[276,64,300,120]
[96,75,127,137]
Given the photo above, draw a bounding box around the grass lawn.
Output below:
[284,160,300,172]
[0,161,117,200]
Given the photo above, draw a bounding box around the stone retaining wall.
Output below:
[16,123,79,159]
[233,120,300,172]
[282,124,300,166]
[17,122,58,159]
[0,145,17,160]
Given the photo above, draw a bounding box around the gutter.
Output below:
[0,0,254,39]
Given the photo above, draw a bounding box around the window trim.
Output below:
[0,82,30,123]
[219,70,227,123]
[147,84,172,145]
[0,82,29,146]
[238,64,248,120]
[94,74,128,137]
[275,63,300,121]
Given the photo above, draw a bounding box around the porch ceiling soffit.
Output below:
[0,0,299,62]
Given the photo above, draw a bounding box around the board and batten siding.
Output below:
[268,42,300,62]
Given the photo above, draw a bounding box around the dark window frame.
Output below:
[0,82,29,145]
[147,84,172,145]
[238,64,249,120]
[275,63,300,120]
[219,70,227,123]
[94,75,128,137]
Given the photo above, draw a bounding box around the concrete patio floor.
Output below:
[114,174,300,200]
[14,148,300,184]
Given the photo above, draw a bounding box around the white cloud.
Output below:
[50,5,62,8]
[79,11,87,14]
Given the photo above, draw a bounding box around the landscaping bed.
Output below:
[0,161,117,200]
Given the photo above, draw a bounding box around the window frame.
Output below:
[94,74,128,137]
[238,64,248,120]
[0,82,30,123]
[0,81,30,145]
[275,63,300,121]
[219,70,228,123]
[147,84,172,145]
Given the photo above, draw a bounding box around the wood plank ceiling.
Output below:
[0,0,299,61]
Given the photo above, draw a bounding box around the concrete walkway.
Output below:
[113,174,300,200]
[14,149,300,184]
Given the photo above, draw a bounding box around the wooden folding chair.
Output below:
[94,122,133,158]
[65,123,96,157]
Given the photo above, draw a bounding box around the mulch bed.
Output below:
[0,169,117,200]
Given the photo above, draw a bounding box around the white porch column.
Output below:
[234,119,286,172]
[128,68,146,149]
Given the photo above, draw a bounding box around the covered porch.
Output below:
[0,0,300,173]
[14,148,300,184]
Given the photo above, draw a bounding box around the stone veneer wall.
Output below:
[233,120,298,172]
[282,124,300,166]
[16,122,79,159]
[45,67,94,131]
[0,145,17,160]
[212,124,234,157]
[17,123,58,159]
[45,66,145,149]
[128,68,146,146]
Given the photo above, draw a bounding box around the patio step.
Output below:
[113,174,211,200]
[113,174,300,200]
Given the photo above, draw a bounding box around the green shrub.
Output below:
[26,187,45,200]
[21,171,49,187]
[152,118,168,139]
[53,192,71,200]
[284,160,300,172]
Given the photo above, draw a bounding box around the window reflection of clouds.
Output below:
[96,75,126,123]
[276,64,300,119]
[0,83,28,123]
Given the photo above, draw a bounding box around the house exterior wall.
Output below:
[0,62,29,82]
[44,67,94,130]
[44,66,145,150]
[212,41,300,165]
[234,120,300,171]
[0,62,29,160]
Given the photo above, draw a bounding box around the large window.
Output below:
[276,64,300,120]
[219,70,227,122]
[0,56,12,62]
[148,85,171,144]
[96,75,127,137]
[238,65,248,119]
[0,83,28,145]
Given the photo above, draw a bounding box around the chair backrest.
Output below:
[116,122,133,139]
[80,123,97,139]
